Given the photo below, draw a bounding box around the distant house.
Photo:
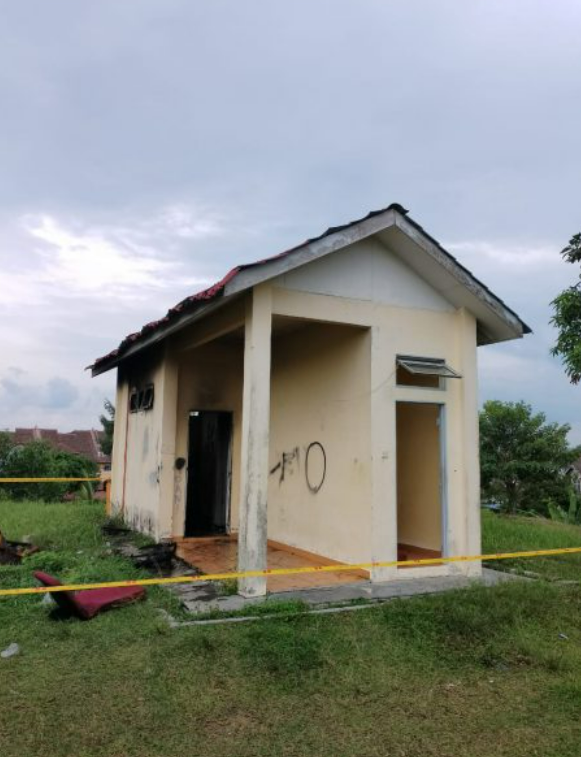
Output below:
[91,203,530,597]
[10,427,110,471]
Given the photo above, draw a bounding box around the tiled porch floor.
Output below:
[174,537,443,592]
[174,537,368,592]
[397,543,442,567]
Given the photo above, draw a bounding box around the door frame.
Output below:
[395,399,448,559]
[184,409,233,537]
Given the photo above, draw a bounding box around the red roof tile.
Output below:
[10,428,109,464]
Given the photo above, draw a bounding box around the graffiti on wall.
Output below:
[305,441,326,494]
[270,447,300,484]
[270,441,327,494]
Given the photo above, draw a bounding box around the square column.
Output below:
[110,369,129,516]
[157,349,179,539]
[238,285,273,597]
[457,308,481,575]
[370,325,398,583]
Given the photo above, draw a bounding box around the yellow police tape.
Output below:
[0,478,101,483]
[2,546,581,598]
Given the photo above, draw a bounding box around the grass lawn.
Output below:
[2,501,581,756]
[482,508,581,581]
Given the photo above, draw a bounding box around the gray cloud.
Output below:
[1,1,580,436]
[1,374,78,411]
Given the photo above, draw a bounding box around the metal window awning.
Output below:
[396,355,462,379]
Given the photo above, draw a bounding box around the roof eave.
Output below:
[391,213,531,344]
[90,294,240,376]
[90,202,531,372]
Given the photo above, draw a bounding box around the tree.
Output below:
[99,399,115,456]
[0,441,98,501]
[479,400,580,515]
[0,432,13,470]
[551,233,581,383]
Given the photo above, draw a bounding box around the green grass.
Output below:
[482,509,581,581]
[0,499,185,617]
[2,501,581,756]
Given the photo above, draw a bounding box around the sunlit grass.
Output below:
[482,509,581,581]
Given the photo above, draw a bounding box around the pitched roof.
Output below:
[10,428,110,465]
[91,203,531,375]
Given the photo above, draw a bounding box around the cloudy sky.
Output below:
[1,0,581,440]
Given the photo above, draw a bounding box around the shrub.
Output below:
[547,488,581,525]
[1,441,98,501]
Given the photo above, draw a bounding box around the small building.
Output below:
[91,204,529,597]
[11,427,110,471]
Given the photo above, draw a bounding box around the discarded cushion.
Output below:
[33,571,146,620]
[73,586,146,619]
[33,571,79,616]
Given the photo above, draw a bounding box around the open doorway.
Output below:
[185,410,233,537]
[396,402,444,565]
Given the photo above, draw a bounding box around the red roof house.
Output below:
[10,428,110,468]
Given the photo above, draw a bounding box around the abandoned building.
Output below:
[91,203,530,597]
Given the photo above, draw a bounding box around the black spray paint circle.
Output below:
[305,442,326,494]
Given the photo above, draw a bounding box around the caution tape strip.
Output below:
[0,478,101,483]
[2,546,581,597]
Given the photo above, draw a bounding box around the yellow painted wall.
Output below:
[110,235,483,578]
[396,402,442,551]
[172,339,244,536]
[268,322,371,564]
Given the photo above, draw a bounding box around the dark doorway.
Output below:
[185,411,233,537]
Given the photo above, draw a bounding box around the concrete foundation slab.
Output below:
[172,568,524,617]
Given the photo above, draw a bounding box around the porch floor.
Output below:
[398,543,442,567]
[174,537,368,592]
[174,537,442,592]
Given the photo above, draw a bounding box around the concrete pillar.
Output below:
[110,370,129,516]
[457,308,481,575]
[369,324,398,583]
[157,348,179,539]
[238,285,273,597]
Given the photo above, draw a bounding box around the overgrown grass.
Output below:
[0,499,185,618]
[482,509,581,581]
[2,502,581,756]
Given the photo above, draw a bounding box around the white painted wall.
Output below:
[276,236,455,313]
[110,370,128,518]
[111,349,167,536]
